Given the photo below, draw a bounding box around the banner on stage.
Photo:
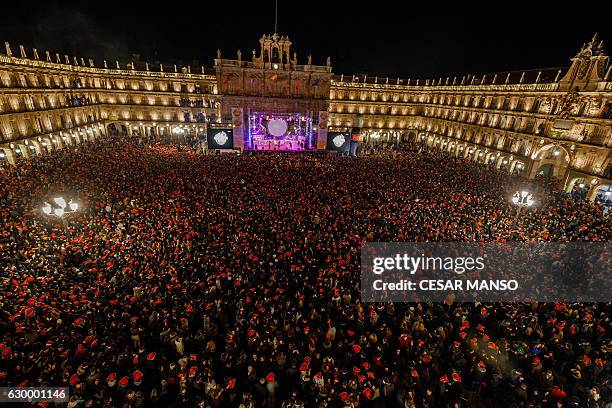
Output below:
[317,111,328,150]
[231,107,244,150]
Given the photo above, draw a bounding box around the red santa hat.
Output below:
[266,373,275,383]
[106,373,117,387]
[189,366,197,377]
[362,388,372,399]
[69,374,79,386]
[118,376,129,388]
[550,387,567,400]
[147,352,156,361]
[133,370,143,386]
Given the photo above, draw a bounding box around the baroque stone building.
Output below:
[0,34,610,199]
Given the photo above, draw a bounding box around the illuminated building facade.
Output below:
[0,34,610,198]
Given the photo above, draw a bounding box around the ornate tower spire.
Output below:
[559,34,609,91]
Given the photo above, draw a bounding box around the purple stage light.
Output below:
[245,111,317,151]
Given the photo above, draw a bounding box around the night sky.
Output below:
[1,1,609,79]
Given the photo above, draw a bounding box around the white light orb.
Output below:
[332,134,346,148]
[54,197,67,209]
[213,131,229,146]
[267,119,288,137]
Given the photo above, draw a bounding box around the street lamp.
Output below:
[511,190,534,223]
[42,196,79,233]
[512,190,534,207]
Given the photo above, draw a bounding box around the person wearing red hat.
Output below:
[106,373,117,387]
[133,370,143,386]
[188,366,197,377]
[118,376,129,388]
[69,374,79,386]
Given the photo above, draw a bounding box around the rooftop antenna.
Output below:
[274,0,278,34]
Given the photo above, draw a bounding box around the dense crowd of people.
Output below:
[0,140,609,407]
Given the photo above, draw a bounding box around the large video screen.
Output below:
[207,128,234,149]
[327,131,350,152]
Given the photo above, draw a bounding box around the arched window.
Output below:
[272,47,279,63]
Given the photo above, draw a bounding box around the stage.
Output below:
[245,111,317,151]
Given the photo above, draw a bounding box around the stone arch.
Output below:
[567,177,591,199]
[11,143,29,160]
[25,140,42,156]
[510,160,526,175]
[39,137,53,154]
[463,145,475,160]
[0,148,13,165]
[107,122,128,137]
[529,143,571,179]
[497,155,511,171]
[531,143,571,163]
[474,149,485,163]
[593,184,612,204]
[535,163,555,177]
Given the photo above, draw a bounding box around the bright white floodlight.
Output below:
[54,197,67,209]
[42,202,52,215]
[512,191,534,207]
[43,196,79,219]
